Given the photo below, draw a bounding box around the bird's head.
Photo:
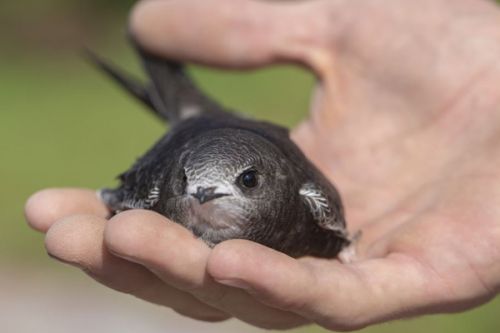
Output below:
[176,129,294,241]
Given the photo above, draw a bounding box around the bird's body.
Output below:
[91,41,350,258]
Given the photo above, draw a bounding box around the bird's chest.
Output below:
[167,196,249,246]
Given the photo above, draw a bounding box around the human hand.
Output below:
[26,0,500,330]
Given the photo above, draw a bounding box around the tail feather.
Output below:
[83,49,157,115]
[136,46,226,122]
[85,43,226,123]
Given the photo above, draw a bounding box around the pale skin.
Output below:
[25,0,500,330]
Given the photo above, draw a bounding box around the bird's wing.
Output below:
[299,182,348,238]
[84,49,156,114]
[136,45,226,123]
[85,41,227,124]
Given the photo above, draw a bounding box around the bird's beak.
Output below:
[191,186,229,204]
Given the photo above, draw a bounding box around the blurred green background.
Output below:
[1,1,499,332]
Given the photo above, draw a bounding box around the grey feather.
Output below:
[300,182,347,237]
[135,47,226,123]
[84,49,156,115]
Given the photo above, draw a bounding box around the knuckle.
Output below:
[192,285,230,306]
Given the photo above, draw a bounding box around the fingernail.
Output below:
[47,252,83,269]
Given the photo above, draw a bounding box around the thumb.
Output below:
[130,0,333,72]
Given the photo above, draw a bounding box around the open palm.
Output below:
[26,0,500,330]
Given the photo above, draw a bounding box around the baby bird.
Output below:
[89,40,350,258]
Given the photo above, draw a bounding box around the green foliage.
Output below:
[1,0,134,12]
[86,0,136,10]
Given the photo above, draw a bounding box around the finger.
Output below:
[130,0,334,72]
[208,240,451,331]
[45,214,229,322]
[104,210,306,329]
[25,188,109,233]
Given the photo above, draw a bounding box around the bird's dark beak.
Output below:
[191,186,228,204]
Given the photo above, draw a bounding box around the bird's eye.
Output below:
[239,170,258,188]
[179,169,188,194]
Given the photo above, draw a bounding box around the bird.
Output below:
[86,39,351,258]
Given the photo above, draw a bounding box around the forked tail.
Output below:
[84,40,225,123]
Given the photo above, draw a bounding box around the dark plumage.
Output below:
[89,40,350,258]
